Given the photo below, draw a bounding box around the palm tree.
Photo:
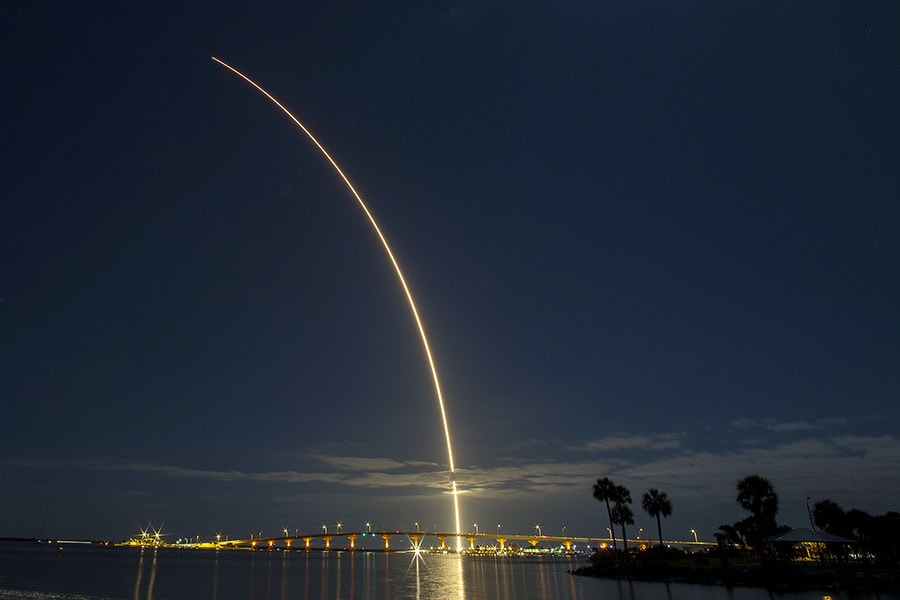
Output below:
[735,474,779,548]
[844,508,873,540]
[611,485,634,552]
[736,474,778,519]
[641,488,672,547]
[593,477,620,550]
[813,499,847,535]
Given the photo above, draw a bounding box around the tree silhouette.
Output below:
[734,474,780,548]
[845,508,874,540]
[736,474,778,518]
[641,488,673,547]
[813,499,848,536]
[716,523,744,548]
[593,477,620,551]
[611,485,634,552]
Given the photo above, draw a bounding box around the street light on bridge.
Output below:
[497,524,501,535]
[365,522,371,533]
[691,529,698,543]
[535,524,542,537]
[473,523,479,534]
[336,521,343,533]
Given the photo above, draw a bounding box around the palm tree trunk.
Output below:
[605,500,617,551]
[656,514,664,547]
[620,522,628,552]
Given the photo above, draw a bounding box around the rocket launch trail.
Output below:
[211,56,462,549]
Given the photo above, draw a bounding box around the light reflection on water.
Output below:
[0,544,888,600]
[175,550,590,600]
[132,548,158,599]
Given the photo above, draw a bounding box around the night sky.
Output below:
[3,2,899,545]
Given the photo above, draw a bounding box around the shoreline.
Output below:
[571,561,900,595]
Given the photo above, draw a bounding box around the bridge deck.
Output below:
[206,530,713,551]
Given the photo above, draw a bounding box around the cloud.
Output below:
[729,417,849,433]
[616,434,900,514]
[9,430,896,504]
[307,455,412,472]
[0,457,348,485]
[461,432,900,520]
[576,433,683,453]
[6,429,899,533]
[766,421,819,432]
[0,454,455,490]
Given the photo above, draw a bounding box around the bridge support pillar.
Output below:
[268,540,274,551]
[467,536,476,550]
[529,538,539,547]
[303,537,312,551]
[497,538,506,552]
[322,536,332,550]
[410,534,420,549]
[382,534,391,551]
[347,535,357,550]
[563,540,572,552]
[285,539,292,551]
[437,536,446,550]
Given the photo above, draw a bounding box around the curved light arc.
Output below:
[212,56,461,548]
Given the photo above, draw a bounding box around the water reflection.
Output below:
[122,548,879,600]
[403,550,466,600]
[280,552,289,600]
[212,552,219,599]
[132,548,158,600]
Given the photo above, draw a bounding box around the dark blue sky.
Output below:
[2,2,899,544]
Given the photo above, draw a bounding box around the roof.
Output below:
[765,528,856,544]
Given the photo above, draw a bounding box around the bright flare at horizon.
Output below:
[212,56,462,550]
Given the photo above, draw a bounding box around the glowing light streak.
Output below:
[212,56,462,549]
[407,534,427,596]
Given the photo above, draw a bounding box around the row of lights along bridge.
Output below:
[187,522,705,553]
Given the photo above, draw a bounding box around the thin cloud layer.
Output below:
[575,433,684,452]
[5,422,898,536]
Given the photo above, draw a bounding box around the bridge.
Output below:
[186,530,715,553]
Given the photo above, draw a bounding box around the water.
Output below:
[0,543,887,599]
